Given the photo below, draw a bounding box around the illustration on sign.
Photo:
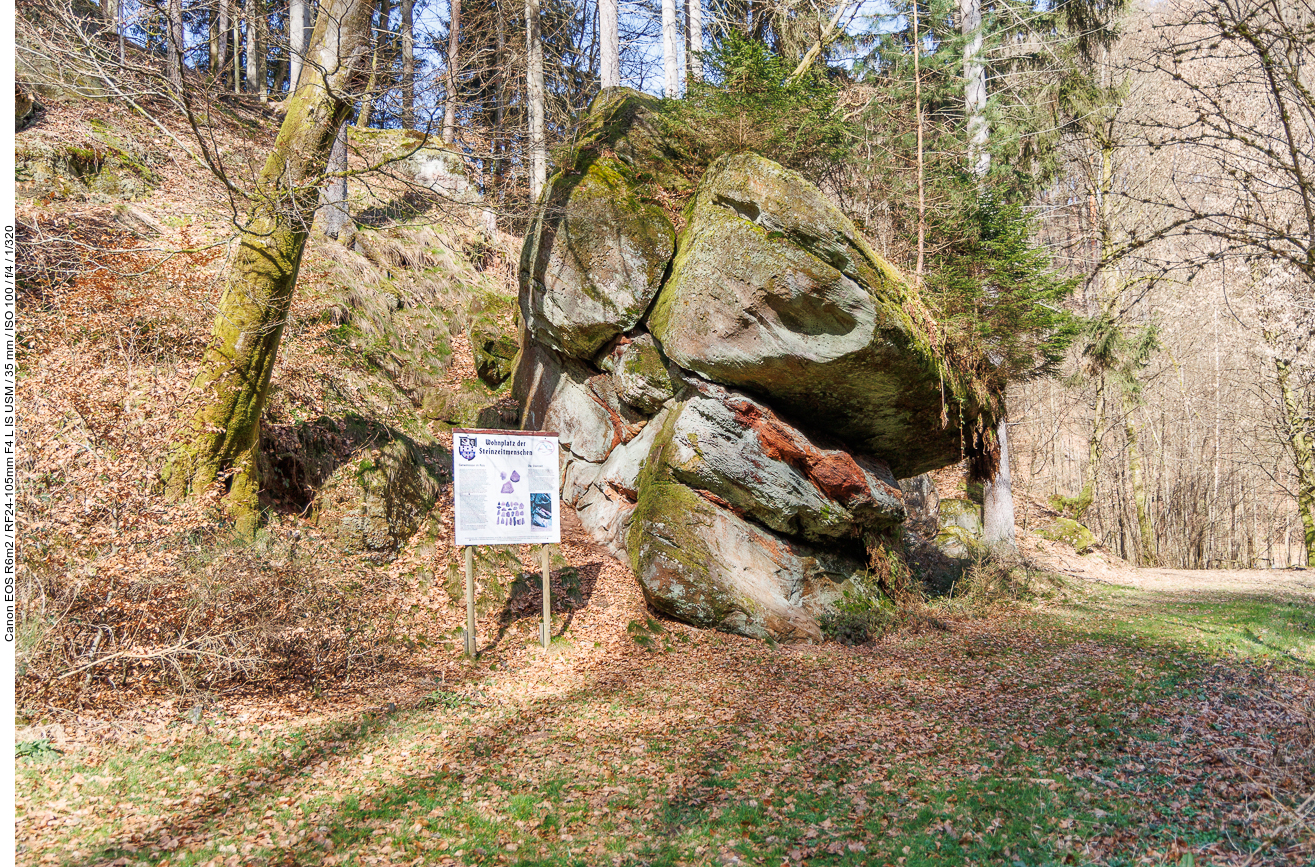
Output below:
[453,430,561,546]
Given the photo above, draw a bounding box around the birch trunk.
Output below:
[600,0,619,87]
[442,0,460,142]
[526,0,546,199]
[163,0,374,533]
[662,0,679,97]
[686,0,701,81]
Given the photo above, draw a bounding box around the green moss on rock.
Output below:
[1039,517,1098,554]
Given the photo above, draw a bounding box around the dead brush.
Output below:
[939,545,1069,614]
[16,525,412,708]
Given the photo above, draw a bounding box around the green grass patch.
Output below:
[1056,585,1315,667]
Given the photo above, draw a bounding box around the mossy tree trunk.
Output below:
[164,0,374,533]
[1123,394,1156,566]
[1276,354,1315,564]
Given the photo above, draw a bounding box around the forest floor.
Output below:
[16,515,1315,867]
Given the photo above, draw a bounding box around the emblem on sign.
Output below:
[458,436,477,461]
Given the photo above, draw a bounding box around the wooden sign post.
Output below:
[463,545,477,657]
[452,429,561,658]
[540,545,552,649]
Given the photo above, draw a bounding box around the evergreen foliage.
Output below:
[666,30,850,178]
[924,195,1082,389]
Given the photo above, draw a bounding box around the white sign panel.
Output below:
[453,429,561,546]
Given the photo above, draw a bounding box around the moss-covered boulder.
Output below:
[16,136,158,202]
[627,410,868,643]
[601,333,676,413]
[1039,517,1098,554]
[932,498,983,560]
[470,317,517,388]
[350,127,480,203]
[649,153,971,478]
[314,433,445,556]
[510,94,995,642]
[519,90,682,360]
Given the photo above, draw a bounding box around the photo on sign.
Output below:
[530,493,552,529]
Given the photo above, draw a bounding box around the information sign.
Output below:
[453,429,561,546]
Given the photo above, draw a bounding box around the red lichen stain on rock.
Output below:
[732,397,811,468]
[807,452,871,503]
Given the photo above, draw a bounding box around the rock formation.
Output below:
[513,88,989,642]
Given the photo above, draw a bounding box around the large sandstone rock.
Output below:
[512,342,614,463]
[627,414,868,642]
[563,405,672,557]
[598,333,677,413]
[519,91,682,359]
[667,383,903,542]
[510,94,997,643]
[648,153,968,478]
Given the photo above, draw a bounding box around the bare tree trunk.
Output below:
[163,0,374,534]
[526,0,546,199]
[167,0,184,92]
[981,417,1015,547]
[492,5,508,197]
[218,0,230,76]
[1075,374,1105,517]
[273,44,289,94]
[600,0,619,87]
[210,11,219,74]
[959,0,988,177]
[443,0,460,142]
[662,0,678,97]
[234,6,243,93]
[686,0,701,81]
[320,121,354,244]
[912,2,923,282]
[289,0,307,90]
[1276,354,1315,564]
[245,3,258,94]
[255,0,268,102]
[1124,396,1156,565]
[356,0,390,128]
[959,0,1012,547]
[402,0,415,128]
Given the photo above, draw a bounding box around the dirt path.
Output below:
[1022,534,1315,602]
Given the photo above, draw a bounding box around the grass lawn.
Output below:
[16,581,1315,867]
